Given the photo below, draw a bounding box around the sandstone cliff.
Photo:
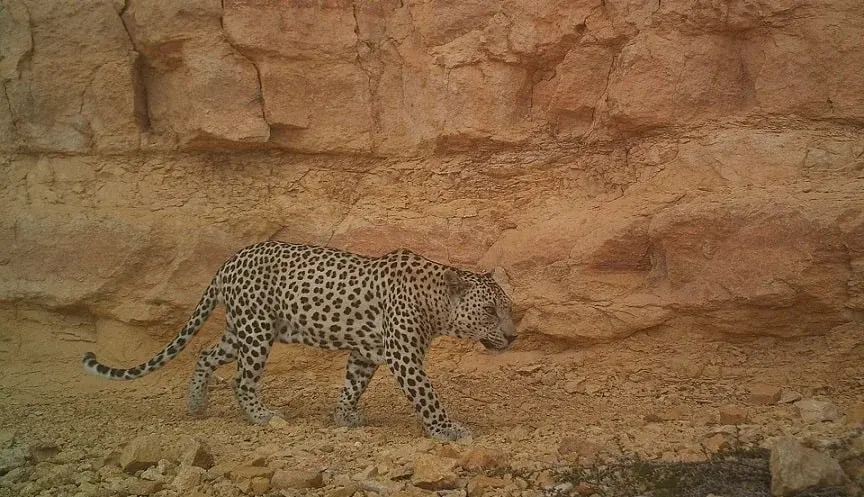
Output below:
[1,0,863,354]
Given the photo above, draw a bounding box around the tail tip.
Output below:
[82,352,96,363]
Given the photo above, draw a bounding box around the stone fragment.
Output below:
[0,430,15,449]
[466,475,509,497]
[563,379,586,395]
[749,384,782,405]
[458,447,502,470]
[541,372,559,386]
[841,458,864,481]
[119,434,162,473]
[778,389,803,404]
[718,405,749,424]
[558,438,600,463]
[516,365,542,376]
[228,465,274,481]
[644,406,686,423]
[575,481,596,495]
[0,445,28,475]
[28,443,60,463]
[360,479,404,494]
[140,459,175,482]
[770,437,848,496]
[327,483,360,497]
[267,417,290,430]
[702,433,731,453]
[794,399,841,424]
[111,477,164,496]
[845,403,864,426]
[411,454,460,490]
[177,438,215,469]
[270,468,324,489]
[205,461,235,480]
[352,464,378,480]
[250,476,271,495]
[171,465,205,492]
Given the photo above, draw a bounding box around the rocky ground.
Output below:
[1,324,863,497]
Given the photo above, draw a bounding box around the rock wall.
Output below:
[1,0,863,350]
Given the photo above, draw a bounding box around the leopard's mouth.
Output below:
[480,338,508,351]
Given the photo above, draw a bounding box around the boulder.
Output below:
[770,437,848,496]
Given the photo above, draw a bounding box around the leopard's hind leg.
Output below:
[187,319,238,416]
[233,317,279,425]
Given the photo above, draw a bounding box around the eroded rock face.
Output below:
[0,0,862,356]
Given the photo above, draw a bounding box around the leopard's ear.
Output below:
[443,269,471,297]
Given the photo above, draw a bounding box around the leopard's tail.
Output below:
[81,278,221,380]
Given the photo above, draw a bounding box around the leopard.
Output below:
[82,241,516,441]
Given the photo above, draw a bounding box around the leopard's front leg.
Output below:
[385,348,470,441]
[333,352,378,427]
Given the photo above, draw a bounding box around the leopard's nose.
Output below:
[505,334,517,345]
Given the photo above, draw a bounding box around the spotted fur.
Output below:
[82,241,516,440]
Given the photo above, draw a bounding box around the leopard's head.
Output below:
[443,269,516,351]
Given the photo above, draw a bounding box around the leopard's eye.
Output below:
[484,305,497,317]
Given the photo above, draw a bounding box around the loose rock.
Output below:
[644,406,686,423]
[458,447,502,471]
[119,434,162,473]
[702,433,731,453]
[172,465,206,492]
[749,384,782,405]
[411,454,460,490]
[794,399,841,424]
[846,403,864,427]
[0,430,15,449]
[778,389,802,404]
[467,475,508,497]
[29,442,60,462]
[718,405,749,424]
[250,476,271,495]
[111,476,164,496]
[558,438,600,463]
[327,483,360,497]
[228,465,274,481]
[173,437,215,469]
[0,444,28,475]
[770,437,848,496]
[270,468,324,489]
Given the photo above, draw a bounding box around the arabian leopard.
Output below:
[82,241,516,441]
